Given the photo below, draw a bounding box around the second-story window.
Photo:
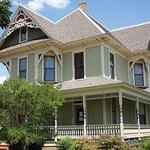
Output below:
[19,58,27,79]
[44,56,55,81]
[134,63,144,86]
[74,52,84,79]
[20,26,27,43]
[110,53,115,79]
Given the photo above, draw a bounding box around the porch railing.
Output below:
[86,124,120,137]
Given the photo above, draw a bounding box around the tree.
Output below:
[0,78,64,150]
[0,0,12,29]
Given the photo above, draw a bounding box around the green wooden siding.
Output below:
[104,46,109,77]
[123,99,136,124]
[58,102,72,125]
[28,53,35,83]
[87,100,103,124]
[116,54,128,82]
[11,57,18,79]
[86,46,102,77]
[63,52,72,81]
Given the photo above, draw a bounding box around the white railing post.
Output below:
[54,110,58,142]
[136,98,141,140]
[83,95,87,136]
[119,91,124,141]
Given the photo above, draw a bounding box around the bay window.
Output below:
[44,56,55,81]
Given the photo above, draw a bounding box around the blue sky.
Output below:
[0,0,150,83]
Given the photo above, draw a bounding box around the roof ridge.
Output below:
[111,21,150,32]
[20,5,55,24]
[55,8,79,24]
[78,9,106,34]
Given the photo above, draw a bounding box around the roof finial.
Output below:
[79,2,88,11]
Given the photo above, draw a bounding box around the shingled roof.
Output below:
[112,22,150,52]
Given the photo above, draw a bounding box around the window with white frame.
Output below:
[44,56,55,81]
[19,26,28,43]
[19,58,27,79]
[74,52,84,79]
[110,52,115,79]
[134,63,144,86]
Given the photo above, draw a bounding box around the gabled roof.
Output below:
[111,22,150,52]
[0,5,109,45]
[52,9,108,43]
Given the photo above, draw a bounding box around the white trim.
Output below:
[17,55,28,80]
[78,9,105,34]
[55,56,57,82]
[111,21,150,32]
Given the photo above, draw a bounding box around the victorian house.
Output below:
[0,2,150,142]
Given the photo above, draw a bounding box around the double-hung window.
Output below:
[134,63,144,86]
[74,52,84,79]
[19,58,27,79]
[110,53,115,79]
[44,56,55,81]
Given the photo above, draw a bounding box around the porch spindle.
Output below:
[136,98,141,140]
[119,91,124,140]
[83,95,87,136]
[54,110,58,142]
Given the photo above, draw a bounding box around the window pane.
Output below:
[134,64,143,74]
[19,58,27,70]
[135,75,143,86]
[74,52,84,79]
[75,67,84,79]
[44,69,55,81]
[44,56,55,68]
[75,52,84,66]
[21,27,27,42]
[110,53,114,79]
[20,71,26,79]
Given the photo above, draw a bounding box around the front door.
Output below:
[75,106,84,125]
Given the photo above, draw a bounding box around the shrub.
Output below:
[57,137,75,150]
[139,138,150,150]
[74,137,94,150]
[96,135,137,150]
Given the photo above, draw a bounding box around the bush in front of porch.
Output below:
[57,136,138,150]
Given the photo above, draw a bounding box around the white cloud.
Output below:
[0,76,7,84]
[27,0,70,11]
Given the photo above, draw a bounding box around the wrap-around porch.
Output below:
[45,90,150,141]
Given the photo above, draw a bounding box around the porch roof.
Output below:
[56,76,122,91]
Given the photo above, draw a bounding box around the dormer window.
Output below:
[19,26,28,43]
[44,56,55,81]
[134,63,144,86]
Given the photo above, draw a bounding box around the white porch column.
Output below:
[145,104,149,125]
[136,98,141,140]
[54,110,58,142]
[119,91,124,140]
[83,95,87,136]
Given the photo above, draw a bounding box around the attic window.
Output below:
[19,26,28,43]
